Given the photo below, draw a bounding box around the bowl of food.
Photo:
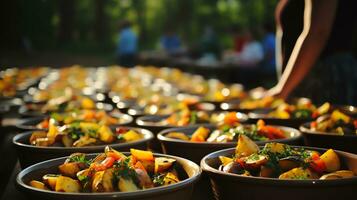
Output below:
[13,125,153,168]
[136,111,248,152]
[248,101,331,128]
[220,96,284,113]
[16,110,133,131]
[16,147,201,200]
[201,135,357,200]
[18,96,113,117]
[300,109,357,153]
[158,120,302,164]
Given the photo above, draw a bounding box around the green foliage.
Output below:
[15,0,278,52]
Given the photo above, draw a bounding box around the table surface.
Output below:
[1,162,26,200]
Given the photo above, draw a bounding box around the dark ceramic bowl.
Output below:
[158,124,301,200]
[158,125,302,164]
[248,108,312,128]
[13,127,153,168]
[18,102,114,117]
[16,152,201,200]
[300,122,357,153]
[136,112,248,152]
[201,147,357,200]
[15,113,134,131]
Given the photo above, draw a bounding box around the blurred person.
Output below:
[232,25,248,53]
[160,28,181,56]
[267,0,357,105]
[261,23,276,74]
[199,26,221,60]
[223,29,264,67]
[116,20,137,67]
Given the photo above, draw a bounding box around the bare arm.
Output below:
[268,0,337,99]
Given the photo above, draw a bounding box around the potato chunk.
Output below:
[118,178,140,192]
[42,174,59,190]
[279,167,318,180]
[320,149,340,172]
[154,157,176,173]
[55,175,81,193]
[59,162,82,178]
[98,125,115,143]
[235,134,259,158]
[30,180,49,190]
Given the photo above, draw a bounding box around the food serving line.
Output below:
[0,65,356,200]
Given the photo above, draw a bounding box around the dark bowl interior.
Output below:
[16,113,134,131]
[248,108,312,128]
[16,152,201,200]
[201,147,357,200]
[300,122,357,153]
[158,124,302,164]
[13,126,153,168]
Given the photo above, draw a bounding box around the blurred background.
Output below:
[1,0,356,88]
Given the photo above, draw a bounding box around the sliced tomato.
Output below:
[310,121,317,129]
[259,126,286,139]
[309,159,326,174]
[93,156,116,171]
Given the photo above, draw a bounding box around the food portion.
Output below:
[308,110,357,135]
[239,96,284,110]
[162,109,245,127]
[219,135,355,180]
[29,147,181,193]
[36,110,127,129]
[30,121,143,147]
[165,120,287,143]
[0,67,48,97]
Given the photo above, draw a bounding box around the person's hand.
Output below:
[265,85,289,99]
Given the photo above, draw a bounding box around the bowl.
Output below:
[158,125,302,164]
[15,113,134,131]
[13,127,153,168]
[248,108,312,128]
[136,112,248,152]
[201,147,357,200]
[300,122,357,153]
[16,152,201,200]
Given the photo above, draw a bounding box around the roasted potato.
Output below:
[235,134,259,158]
[279,167,318,180]
[190,126,210,142]
[98,125,115,143]
[118,178,140,192]
[55,175,81,193]
[163,172,180,185]
[30,180,49,190]
[154,157,176,173]
[320,170,355,180]
[42,174,59,190]
[122,130,143,142]
[59,162,82,178]
[219,156,233,166]
[320,149,340,172]
[166,132,190,141]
